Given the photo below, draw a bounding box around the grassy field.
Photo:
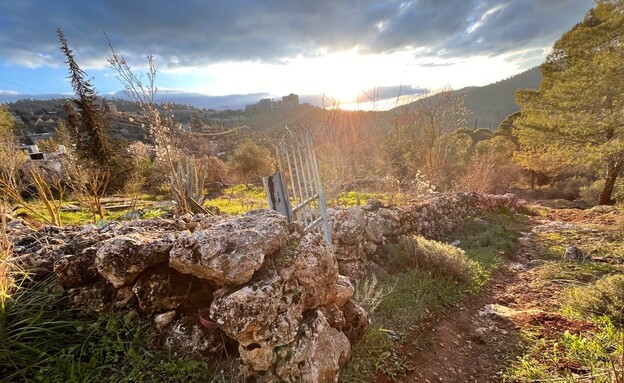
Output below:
[16,187,392,226]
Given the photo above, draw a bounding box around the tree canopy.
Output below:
[513,0,624,204]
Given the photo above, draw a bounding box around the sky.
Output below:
[0,0,594,110]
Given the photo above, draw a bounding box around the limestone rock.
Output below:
[95,233,176,288]
[53,247,99,288]
[14,244,65,279]
[377,207,404,225]
[165,316,226,356]
[563,245,590,262]
[210,275,303,348]
[66,282,114,313]
[169,210,289,285]
[324,275,354,308]
[155,310,177,331]
[590,205,618,214]
[273,309,351,383]
[319,303,346,330]
[240,345,276,372]
[341,300,369,344]
[331,219,366,246]
[113,286,137,308]
[64,225,114,255]
[337,260,370,281]
[285,233,338,309]
[332,243,368,262]
[363,216,385,243]
[132,263,192,313]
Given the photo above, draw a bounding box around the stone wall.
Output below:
[329,192,522,279]
[8,192,521,383]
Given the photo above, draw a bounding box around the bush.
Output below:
[612,177,624,205]
[228,141,275,185]
[579,179,605,205]
[555,176,591,200]
[383,235,477,283]
[564,274,624,324]
[353,274,393,313]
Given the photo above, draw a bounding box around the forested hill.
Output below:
[461,66,542,129]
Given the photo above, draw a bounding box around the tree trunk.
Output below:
[599,160,623,205]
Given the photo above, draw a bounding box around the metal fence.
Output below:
[263,125,331,243]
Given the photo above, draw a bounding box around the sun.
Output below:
[289,49,380,105]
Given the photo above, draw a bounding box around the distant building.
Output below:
[29,132,53,143]
[19,144,44,160]
[258,98,273,110]
[245,93,300,113]
[282,93,299,109]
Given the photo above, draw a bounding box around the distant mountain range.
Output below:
[3,66,542,131]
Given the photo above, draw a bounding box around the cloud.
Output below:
[0,0,593,70]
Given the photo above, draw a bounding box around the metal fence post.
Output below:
[263,125,332,244]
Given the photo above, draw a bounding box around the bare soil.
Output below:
[396,205,619,383]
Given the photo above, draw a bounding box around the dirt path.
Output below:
[397,207,609,383]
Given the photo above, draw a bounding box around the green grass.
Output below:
[504,205,624,382]
[0,277,235,383]
[449,208,525,272]
[504,317,624,383]
[539,261,620,283]
[205,185,268,215]
[342,208,526,382]
[331,191,389,207]
[17,186,392,222]
[383,236,479,284]
[339,326,405,383]
[377,269,466,329]
[563,274,624,325]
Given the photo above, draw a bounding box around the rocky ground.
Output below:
[394,203,624,383]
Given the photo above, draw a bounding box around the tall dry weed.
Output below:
[0,203,15,312]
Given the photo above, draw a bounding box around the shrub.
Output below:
[577,178,624,205]
[564,274,624,324]
[228,141,275,185]
[458,153,521,194]
[612,177,624,205]
[555,176,591,200]
[383,235,477,283]
[353,274,393,313]
[579,179,605,205]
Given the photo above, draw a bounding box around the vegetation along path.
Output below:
[345,203,624,383]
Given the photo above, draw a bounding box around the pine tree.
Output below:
[514,0,624,204]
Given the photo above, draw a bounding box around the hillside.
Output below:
[462,66,542,129]
[391,66,542,130]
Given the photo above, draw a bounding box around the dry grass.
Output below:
[384,235,478,283]
[0,202,16,313]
